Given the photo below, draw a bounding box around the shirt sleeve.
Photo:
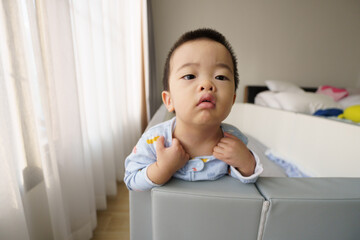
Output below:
[124,134,162,191]
[229,149,263,183]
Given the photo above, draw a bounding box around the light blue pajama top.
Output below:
[124,117,263,191]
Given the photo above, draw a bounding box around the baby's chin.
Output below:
[187,114,225,127]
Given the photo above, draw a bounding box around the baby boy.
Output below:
[124,28,263,191]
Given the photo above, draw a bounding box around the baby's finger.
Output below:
[215,142,228,150]
[218,137,236,145]
[223,132,238,139]
[172,138,182,148]
[155,136,165,152]
[213,151,224,160]
[213,149,221,156]
[172,138,188,154]
[213,145,225,154]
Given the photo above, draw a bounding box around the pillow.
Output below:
[254,91,282,109]
[274,92,341,114]
[316,85,348,101]
[338,94,360,108]
[265,80,305,93]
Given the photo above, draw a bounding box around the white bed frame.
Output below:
[225,103,360,177]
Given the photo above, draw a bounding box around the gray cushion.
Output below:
[256,177,360,240]
[129,191,152,240]
[152,176,264,240]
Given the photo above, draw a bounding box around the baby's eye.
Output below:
[215,75,229,81]
[182,74,196,80]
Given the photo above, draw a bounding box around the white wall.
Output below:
[150,0,360,102]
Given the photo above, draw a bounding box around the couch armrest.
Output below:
[256,177,360,240]
[152,176,264,240]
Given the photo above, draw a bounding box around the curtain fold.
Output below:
[143,0,162,118]
[0,0,148,239]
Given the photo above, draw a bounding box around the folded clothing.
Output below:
[316,85,349,101]
[265,150,309,178]
[313,108,343,117]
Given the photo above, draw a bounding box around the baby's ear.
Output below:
[232,94,237,104]
[162,91,175,112]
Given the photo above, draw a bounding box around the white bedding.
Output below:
[254,80,360,121]
[255,91,342,114]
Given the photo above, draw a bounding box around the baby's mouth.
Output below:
[197,94,216,109]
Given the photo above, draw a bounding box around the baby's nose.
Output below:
[199,80,215,91]
[200,85,213,91]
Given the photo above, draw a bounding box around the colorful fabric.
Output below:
[316,85,349,101]
[313,108,343,117]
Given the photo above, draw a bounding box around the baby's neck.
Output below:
[173,120,223,158]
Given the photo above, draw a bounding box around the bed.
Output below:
[224,103,360,177]
[244,80,360,125]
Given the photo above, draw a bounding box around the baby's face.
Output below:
[162,39,236,126]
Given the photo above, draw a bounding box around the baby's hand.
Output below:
[213,132,255,177]
[147,136,189,185]
[156,136,189,174]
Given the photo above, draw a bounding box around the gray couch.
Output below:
[130,176,360,240]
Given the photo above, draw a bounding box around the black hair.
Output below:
[162,28,239,91]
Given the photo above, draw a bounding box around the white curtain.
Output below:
[0,0,148,239]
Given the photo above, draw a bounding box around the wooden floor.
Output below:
[91,182,130,240]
